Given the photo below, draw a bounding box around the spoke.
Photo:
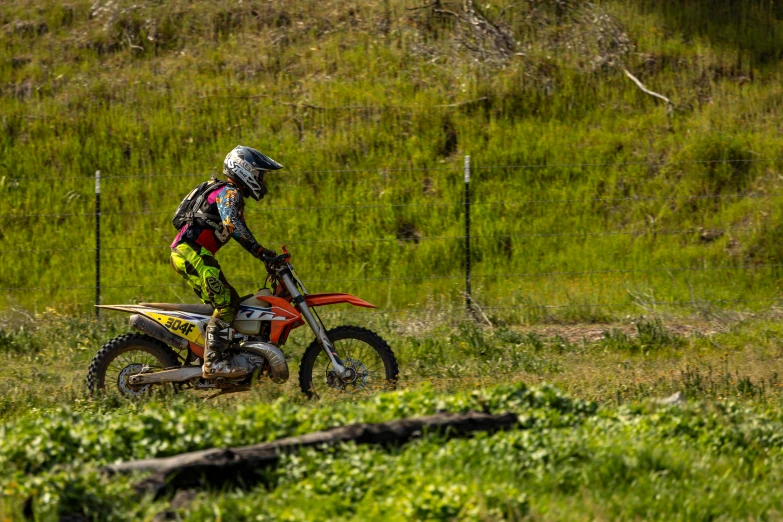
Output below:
[120,349,164,370]
[122,352,140,366]
[338,339,355,362]
[365,361,383,372]
[352,340,365,360]
[356,342,371,365]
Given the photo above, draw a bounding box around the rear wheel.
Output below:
[298,326,398,400]
[87,333,181,398]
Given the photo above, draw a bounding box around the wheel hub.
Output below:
[325,358,368,391]
[342,367,358,383]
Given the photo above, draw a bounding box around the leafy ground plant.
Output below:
[5,378,783,520]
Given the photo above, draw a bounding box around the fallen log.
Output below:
[107,411,519,498]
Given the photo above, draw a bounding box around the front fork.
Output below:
[280,272,348,376]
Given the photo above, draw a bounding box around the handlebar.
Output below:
[261,247,305,295]
[262,252,291,267]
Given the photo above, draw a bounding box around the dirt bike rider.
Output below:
[170,145,282,379]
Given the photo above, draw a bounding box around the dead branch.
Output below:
[124,33,143,52]
[472,301,495,327]
[426,0,516,61]
[622,68,674,114]
[107,411,519,498]
[461,0,516,58]
[432,6,464,20]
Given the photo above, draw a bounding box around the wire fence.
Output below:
[5,156,783,184]
[1,191,779,220]
[0,226,767,255]
[0,227,766,254]
[2,263,782,292]
[3,155,782,317]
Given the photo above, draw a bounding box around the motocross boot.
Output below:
[202,317,249,379]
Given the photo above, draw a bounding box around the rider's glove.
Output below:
[256,246,276,260]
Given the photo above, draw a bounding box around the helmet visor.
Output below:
[253,169,268,200]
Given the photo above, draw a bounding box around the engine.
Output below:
[227,352,268,374]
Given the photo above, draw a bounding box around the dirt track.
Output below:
[519,322,713,343]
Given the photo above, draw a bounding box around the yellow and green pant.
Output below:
[170,242,240,323]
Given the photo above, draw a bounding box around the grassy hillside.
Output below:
[2,0,783,320]
[7,4,783,520]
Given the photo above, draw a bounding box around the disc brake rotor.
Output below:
[117,363,149,397]
[325,358,370,391]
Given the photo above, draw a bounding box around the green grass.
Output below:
[2,310,783,520]
[6,2,783,519]
[2,0,783,318]
[5,312,783,520]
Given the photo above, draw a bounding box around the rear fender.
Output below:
[303,293,377,309]
[97,304,208,351]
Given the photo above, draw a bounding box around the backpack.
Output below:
[172,178,229,231]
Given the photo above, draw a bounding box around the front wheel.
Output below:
[298,326,399,399]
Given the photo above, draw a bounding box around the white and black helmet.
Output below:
[223,146,283,201]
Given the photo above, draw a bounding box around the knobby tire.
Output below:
[87,333,181,397]
[298,325,399,399]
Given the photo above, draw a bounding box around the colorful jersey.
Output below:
[171,184,262,256]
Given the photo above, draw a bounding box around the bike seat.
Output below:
[140,302,215,315]
[140,295,254,317]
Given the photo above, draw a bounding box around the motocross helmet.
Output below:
[223,146,283,201]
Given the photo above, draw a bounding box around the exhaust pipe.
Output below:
[241,341,289,383]
[130,314,188,351]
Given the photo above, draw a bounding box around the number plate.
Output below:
[147,312,204,344]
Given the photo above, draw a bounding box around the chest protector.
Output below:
[172,179,229,232]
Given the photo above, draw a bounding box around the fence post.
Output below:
[95,170,101,319]
[464,155,472,315]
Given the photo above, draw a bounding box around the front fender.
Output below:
[304,293,377,309]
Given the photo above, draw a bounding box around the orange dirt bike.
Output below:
[87,246,399,399]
